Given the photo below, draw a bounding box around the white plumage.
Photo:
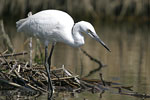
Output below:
[16,10,110,51]
[17,10,74,46]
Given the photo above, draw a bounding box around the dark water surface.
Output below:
[0,20,150,100]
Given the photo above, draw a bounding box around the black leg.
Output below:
[47,43,55,98]
[44,44,54,99]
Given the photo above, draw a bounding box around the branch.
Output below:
[0,52,28,58]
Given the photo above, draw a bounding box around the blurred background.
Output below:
[0,0,150,100]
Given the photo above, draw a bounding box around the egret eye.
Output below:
[87,29,91,33]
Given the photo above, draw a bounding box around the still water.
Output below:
[1,20,150,100]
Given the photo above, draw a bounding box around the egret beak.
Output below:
[95,36,111,52]
[90,32,111,52]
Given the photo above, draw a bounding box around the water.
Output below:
[0,20,150,100]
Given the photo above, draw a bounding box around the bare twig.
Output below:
[28,12,33,67]
[8,61,18,74]
[0,52,28,58]
[99,73,105,86]
[29,37,32,67]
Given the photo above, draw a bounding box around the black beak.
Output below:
[97,37,111,52]
[93,33,111,52]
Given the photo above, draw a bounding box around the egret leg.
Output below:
[47,43,55,97]
[44,44,54,99]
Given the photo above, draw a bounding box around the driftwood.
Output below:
[0,51,150,100]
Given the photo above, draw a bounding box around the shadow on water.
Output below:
[0,19,150,100]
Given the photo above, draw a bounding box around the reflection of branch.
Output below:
[119,91,150,99]
[80,48,106,77]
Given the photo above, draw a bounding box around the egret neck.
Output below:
[71,22,85,47]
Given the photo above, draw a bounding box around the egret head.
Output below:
[79,21,111,52]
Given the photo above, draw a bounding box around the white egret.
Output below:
[16,10,111,98]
